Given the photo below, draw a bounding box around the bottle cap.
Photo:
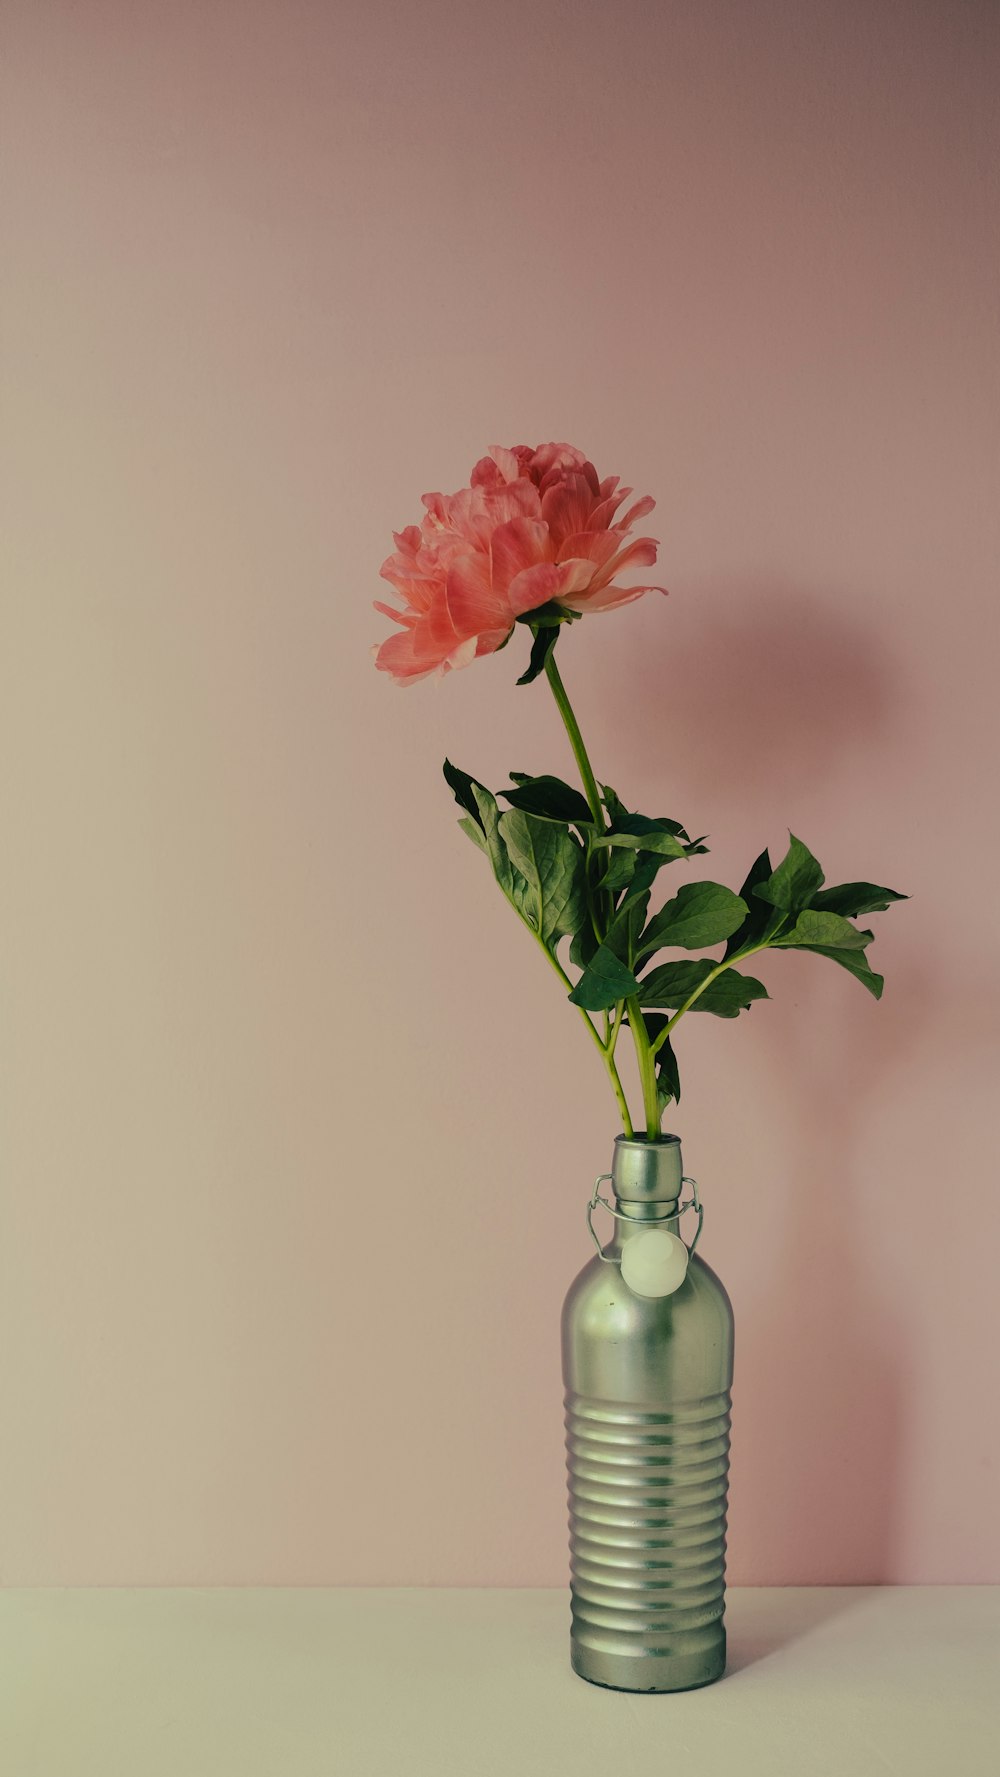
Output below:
[620,1228,690,1298]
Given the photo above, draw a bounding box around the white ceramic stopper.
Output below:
[620,1228,690,1298]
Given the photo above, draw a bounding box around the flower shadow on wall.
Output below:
[610,582,915,1593]
[604,579,896,807]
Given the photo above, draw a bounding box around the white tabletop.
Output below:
[2,1586,996,1776]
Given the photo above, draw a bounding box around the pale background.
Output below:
[2,0,997,1588]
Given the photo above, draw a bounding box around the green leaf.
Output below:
[597,855,666,971]
[569,922,600,969]
[810,881,908,918]
[458,816,486,851]
[568,946,641,1011]
[773,910,873,950]
[470,784,520,906]
[638,882,748,958]
[600,842,667,895]
[501,773,594,827]
[724,849,774,958]
[443,758,489,829]
[450,775,537,923]
[497,808,586,945]
[753,834,825,912]
[799,944,885,999]
[603,886,652,965]
[616,812,691,841]
[593,816,689,860]
[619,851,663,905]
[516,624,558,686]
[640,959,770,1018]
[656,1030,681,1108]
[598,791,697,845]
[599,846,638,892]
[600,843,692,911]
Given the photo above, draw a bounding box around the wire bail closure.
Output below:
[586,1174,703,1265]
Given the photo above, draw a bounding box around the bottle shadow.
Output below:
[724,1585,882,1676]
[726,965,927,1611]
[724,940,998,1675]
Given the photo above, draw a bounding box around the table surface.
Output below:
[2,1586,996,1776]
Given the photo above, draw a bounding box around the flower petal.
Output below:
[555,534,660,595]
[373,598,418,629]
[530,444,600,496]
[374,628,446,683]
[505,561,566,615]
[551,557,600,598]
[470,454,503,488]
[486,445,523,484]
[442,634,479,673]
[378,559,440,610]
[555,530,622,569]
[612,494,656,531]
[446,550,515,634]
[482,479,541,526]
[562,579,667,614]
[420,490,450,526]
[539,474,598,547]
[489,516,552,596]
[474,626,515,657]
[392,525,423,554]
[433,486,493,550]
[586,488,631,532]
[582,536,660,591]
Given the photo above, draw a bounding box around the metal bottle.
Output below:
[561,1134,734,1692]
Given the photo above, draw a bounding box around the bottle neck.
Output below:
[608,1133,684,1255]
[607,1201,685,1258]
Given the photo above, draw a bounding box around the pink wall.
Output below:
[3,0,998,1587]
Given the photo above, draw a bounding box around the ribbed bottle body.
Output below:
[561,1137,734,1692]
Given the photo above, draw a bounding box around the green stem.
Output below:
[520,906,634,1138]
[542,642,661,1137]
[626,994,661,1134]
[544,650,605,827]
[582,834,604,945]
[607,1061,635,1139]
[603,1004,632,1132]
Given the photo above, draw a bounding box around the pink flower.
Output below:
[374,443,667,685]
